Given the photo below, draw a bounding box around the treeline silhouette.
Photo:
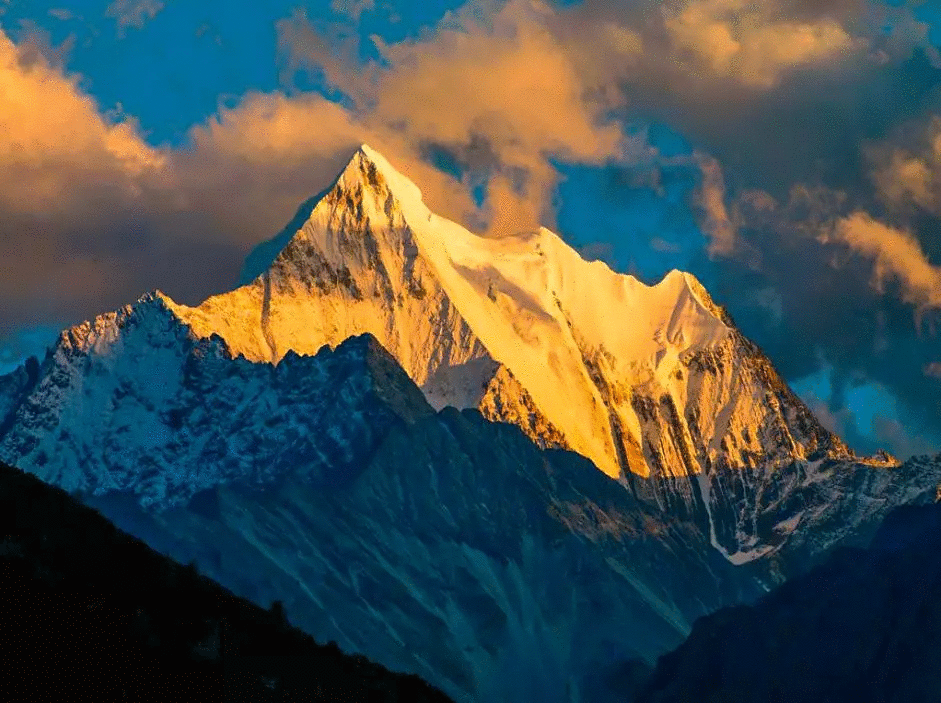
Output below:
[0,461,453,702]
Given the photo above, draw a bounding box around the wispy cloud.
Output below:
[693,152,740,257]
[105,0,165,37]
[329,0,376,22]
[828,212,941,314]
[48,8,75,22]
[870,115,941,215]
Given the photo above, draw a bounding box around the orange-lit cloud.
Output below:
[0,30,162,214]
[279,0,633,236]
[0,24,474,328]
[829,212,941,312]
[180,88,481,242]
[272,0,873,243]
[661,0,861,88]
[694,152,739,257]
[0,28,167,325]
[870,116,941,215]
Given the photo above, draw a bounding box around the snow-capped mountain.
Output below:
[0,295,431,505]
[156,144,934,563]
[165,145,845,486]
[2,145,939,565]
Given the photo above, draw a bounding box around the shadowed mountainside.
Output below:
[0,459,453,702]
[634,485,941,703]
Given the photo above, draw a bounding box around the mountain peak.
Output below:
[336,143,425,212]
[136,289,175,309]
[238,144,428,286]
[657,269,730,324]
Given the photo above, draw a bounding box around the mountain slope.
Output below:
[0,268,937,698]
[0,459,452,702]
[634,484,941,703]
[85,405,761,703]
[0,295,431,507]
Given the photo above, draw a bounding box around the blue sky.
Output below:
[1,0,940,458]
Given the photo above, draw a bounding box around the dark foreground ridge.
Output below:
[634,492,941,703]
[0,460,453,703]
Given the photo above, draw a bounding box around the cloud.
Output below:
[828,212,941,313]
[0,26,355,331]
[271,0,931,248]
[693,152,739,257]
[0,31,161,213]
[555,0,940,210]
[555,0,870,98]
[278,0,634,236]
[105,0,165,37]
[693,173,941,459]
[47,9,75,22]
[800,394,860,447]
[0,23,476,331]
[12,18,77,70]
[661,0,860,88]
[174,90,398,248]
[0,28,168,326]
[870,115,941,215]
[872,414,941,460]
[329,0,376,22]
